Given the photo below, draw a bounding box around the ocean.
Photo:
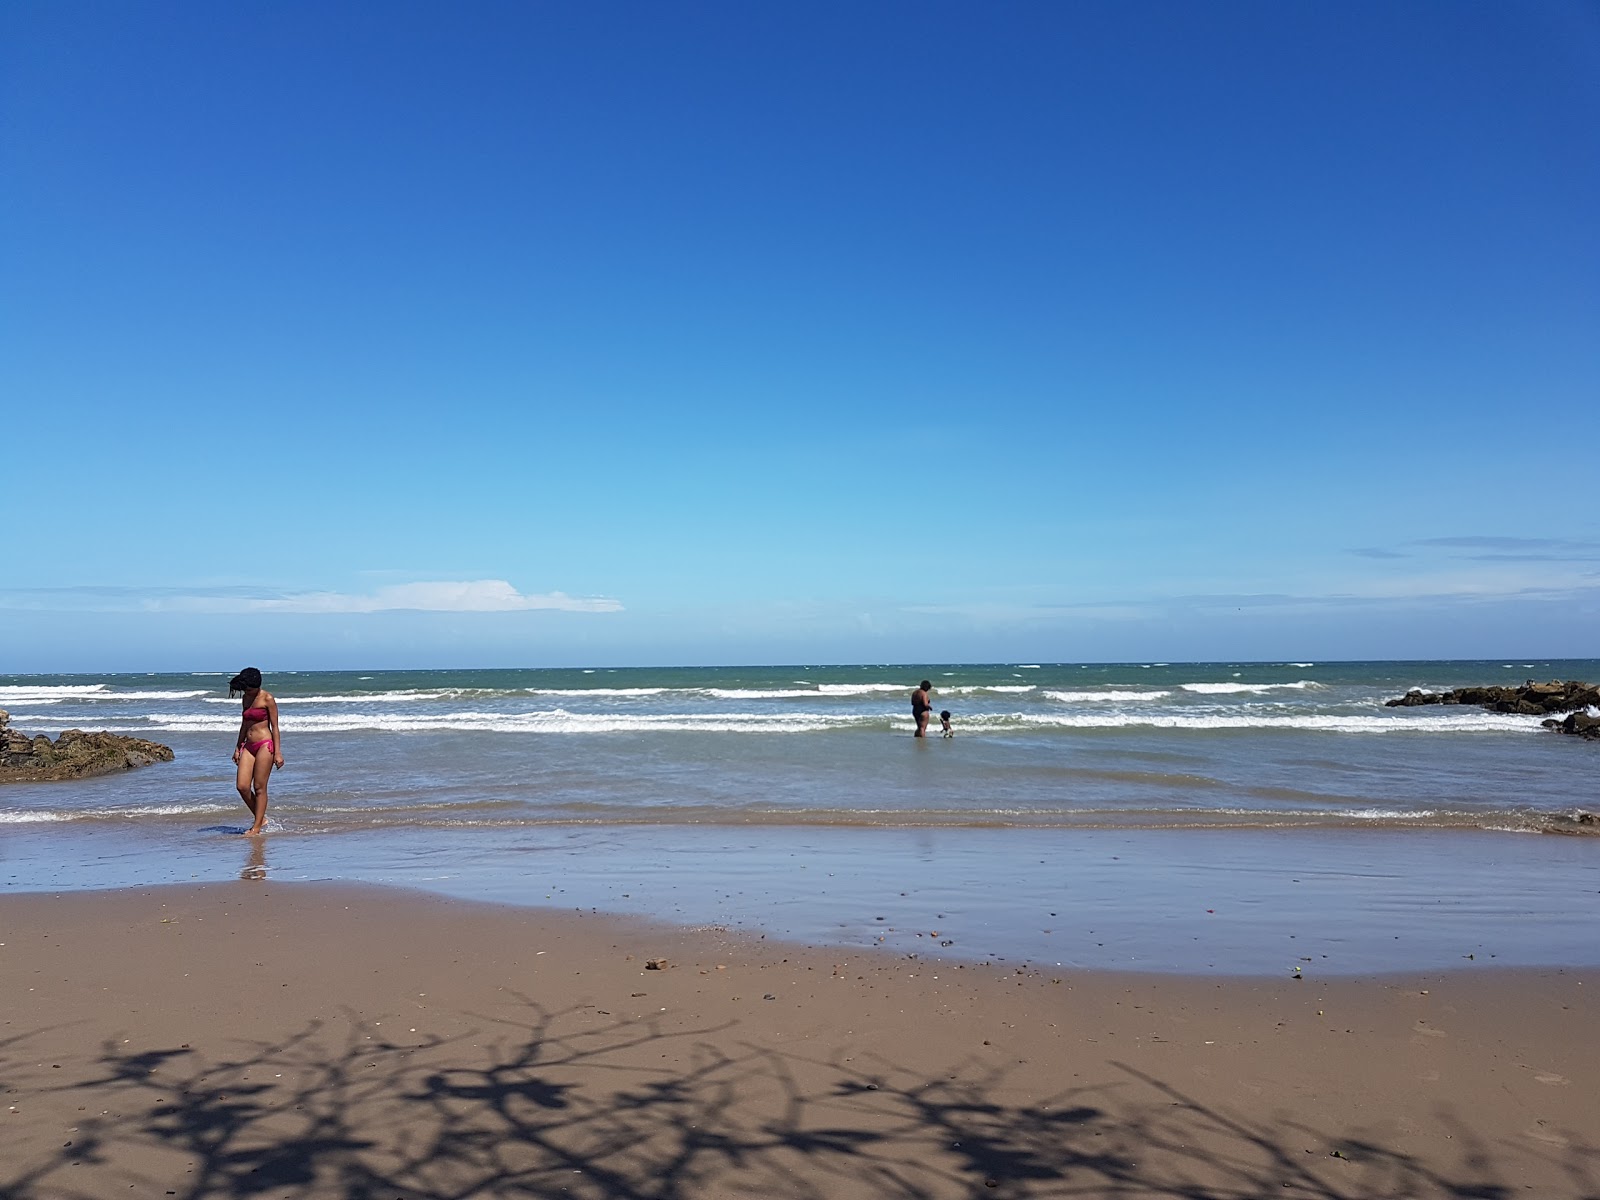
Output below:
[3,660,1597,974]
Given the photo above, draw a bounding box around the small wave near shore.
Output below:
[3,660,1595,842]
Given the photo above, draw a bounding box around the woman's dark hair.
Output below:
[229,667,263,697]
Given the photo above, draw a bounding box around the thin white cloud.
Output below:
[1353,536,1600,564]
[0,580,622,614]
[903,575,1600,623]
[209,580,622,614]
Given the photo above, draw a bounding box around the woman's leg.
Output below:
[236,748,261,828]
[245,745,274,835]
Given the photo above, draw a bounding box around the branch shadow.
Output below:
[4,1005,1596,1199]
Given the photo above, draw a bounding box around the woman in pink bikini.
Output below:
[229,667,284,835]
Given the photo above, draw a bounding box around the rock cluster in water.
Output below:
[1541,710,1600,741]
[0,707,175,782]
[1385,680,1600,739]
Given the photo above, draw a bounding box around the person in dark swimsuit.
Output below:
[911,680,935,738]
[229,667,283,835]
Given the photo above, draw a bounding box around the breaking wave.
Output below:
[61,706,1549,737]
[1044,690,1173,703]
[1179,680,1323,695]
[0,684,209,704]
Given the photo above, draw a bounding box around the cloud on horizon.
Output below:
[1350,536,1600,564]
[0,580,623,615]
[902,578,1600,624]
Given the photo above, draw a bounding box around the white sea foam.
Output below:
[0,801,232,823]
[1007,711,1534,733]
[190,684,910,704]
[0,685,210,703]
[705,688,825,699]
[0,685,109,704]
[0,685,110,695]
[103,695,1548,738]
[943,685,1036,695]
[523,687,670,698]
[1044,690,1172,703]
[1288,663,1315,668]
[1342,807,1436,820]
[1198,806,1438,820]
[1016,665,1041,669]
[123,802,235,816]
[132,708,874,735]
[0,810,76,823]
[203,691,455,705]
[214,688,607,705]
[1179,681,1322,695]
[115,689,210,700]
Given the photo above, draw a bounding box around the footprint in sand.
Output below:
[1533,1072,1569,1086]
[1411,1022,1447,1039]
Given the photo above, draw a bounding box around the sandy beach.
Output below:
[8,0,1598,1187]
[2,882,1595,1199]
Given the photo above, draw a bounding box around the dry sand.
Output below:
[2,881,1595,1199]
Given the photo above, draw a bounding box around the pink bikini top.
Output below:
[242,706,269,723]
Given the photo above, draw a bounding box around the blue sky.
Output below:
[3,1,1597,671]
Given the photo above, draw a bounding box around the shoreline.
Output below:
[6,819,1599,976]
[3,880,1597,1198]
[4,873,1598,984]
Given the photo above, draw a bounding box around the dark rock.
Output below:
[1385,689,1441,708]
[1552,711,1600,741]
[0,708,174,783]
[1384,681,1599,741]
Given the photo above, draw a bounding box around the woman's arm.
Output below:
[234,717,247,760]
[266,694,284,766]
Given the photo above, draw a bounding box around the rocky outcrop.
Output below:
[1385,680,1600,737]
[0,708,174,783]
[1541,710,1600,741]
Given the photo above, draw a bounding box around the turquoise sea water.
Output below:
[3,660,1597,973]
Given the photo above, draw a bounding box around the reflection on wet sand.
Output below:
[241,836,267,881]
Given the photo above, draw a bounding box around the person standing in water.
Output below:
[229,667,283,835]
[910,680,935,738]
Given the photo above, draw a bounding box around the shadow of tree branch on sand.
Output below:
[5,1001,1596,1199]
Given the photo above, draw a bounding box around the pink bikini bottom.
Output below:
[243,737,274,755]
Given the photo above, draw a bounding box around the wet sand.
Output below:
[2,882,1596,1198]
[8,821,1600,975]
